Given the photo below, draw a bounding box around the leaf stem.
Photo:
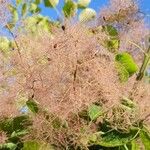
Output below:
[124,144,129,150]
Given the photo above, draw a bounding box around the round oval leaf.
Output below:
[79,8,96,22]
[78,0,91,8]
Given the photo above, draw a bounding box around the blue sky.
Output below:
[40,0,150,22]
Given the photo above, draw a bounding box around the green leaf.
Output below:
[0,115,29,134]
[106,39,119,53]
[63,0,77,18]
[22,141,55,150]
[140,128,150,150]
[8,5,19,23]
[22,3,27,16]
[34,0,41,4]
[88,104,102,121]
[24,15,51,33]
[131,140,140,150]
[0,36,11,54]
[44,0,59,8]
[79,8,96,22]
[115,62,129,82]
[77,0,91,9]
[12,115,30,132]
[90,129,139,147]
[115,52,139,76]
[102,25,118,37]
[30,3,41,13]
[10,130,28,138]
[121,97,136,109]
[26,99,39,113]
[0,143,17,150]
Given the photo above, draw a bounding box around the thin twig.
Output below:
[128,40,146,55]
[5,24,22,60]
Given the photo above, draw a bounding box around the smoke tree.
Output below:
[0,0,150,149]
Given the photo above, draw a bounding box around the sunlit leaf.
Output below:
[140,128,150,150]
[0,36,11,55]
[0,115,29,134]
[22,141,55,150]
[77,0,91,8]
[115,52,139,76]
[89,128,139,147]
[9,130,28,141]
[24,15,51,33]
[121,97,136,109]
[115,62,129,82]
[44,0,59,8]
[79,8,96,22]
[22,3,27,16]
[26,99,39,113]
[0,143,17,150]
[130,140,140,150]
[88,104,102,121]
[102,25,118,37]
[35,0,41,4]
[63,0,77,18]
[8,4,19,23]
[106,39,119,53]
[30,3,41,13]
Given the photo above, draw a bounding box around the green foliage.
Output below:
[44,0,59,8]
[0,115,31,150]
[115,52,139,82]
[24,15,52,33]
[121,97,136,110]
[21,3,27,16]
[115,62,129,82]
[79,8,96,22]
[0,37,11,55]
[0,115,30,135]
[63,0,77,18]
[7,4,19,29]
[115,52,139,76]
[0,143,17,150]
[89,128,139,147]
[102,25,118,37]
[129,140,140,150]
[88,104,102,121]
[140,128,150,150]
[106,39,120,53]
[26,99,39,114]
[29,3,41,13]
[102,25,120,53]
[0,1,150,150]
[77,0,91,9]
[22,141,54,150]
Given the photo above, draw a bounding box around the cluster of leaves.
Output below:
[6,0,96,30]
[94,24,139,82]
[0,99,150,149]
[0,0,150,150]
